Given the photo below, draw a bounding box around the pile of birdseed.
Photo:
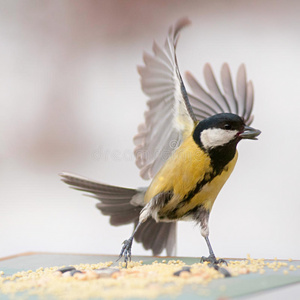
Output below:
[0,256,299,300]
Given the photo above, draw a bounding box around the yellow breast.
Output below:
[144,135,238,219]
[144,136,211,203]
[173,152,238,216]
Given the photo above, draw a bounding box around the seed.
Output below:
[179,271,191,278]
[289,265,296,271]
[73,272,88,280]
[52,271,62,277]
[70,270,83,276]
[58,266,76,273]
[85,270,99,280]
[173,266,191,276]
[62,271,72,277]
[94,268,119,278]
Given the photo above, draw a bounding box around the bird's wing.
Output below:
[134,18,197,180]
[185,63,254,126]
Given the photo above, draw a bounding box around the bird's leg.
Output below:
[195,208,227,265]
[117,203,152,265]
[200,236,227,265]
[117,221,142,265]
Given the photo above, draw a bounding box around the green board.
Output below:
[0,253,300,299]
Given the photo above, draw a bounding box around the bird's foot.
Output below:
[117,237,133,266]
[200,255,231,277]
[200,254,228,266]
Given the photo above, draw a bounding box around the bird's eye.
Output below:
[224,124,232,130]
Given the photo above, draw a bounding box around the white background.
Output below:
[1,1,299,260]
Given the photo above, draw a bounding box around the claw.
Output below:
[216,258,228,265]
[117,238,133,266]
[200,255,228,266]
[200,255,231,277]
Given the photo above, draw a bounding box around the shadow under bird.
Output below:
[61,18,261,265]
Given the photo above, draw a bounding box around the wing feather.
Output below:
[245,81,254,124]
[204,63,231,112]
[185,63,255,126]
[185,71,221,115]
[236,64,247,117]
[134,18,196,180]
[221,63,239,113]
[135,19,256,181]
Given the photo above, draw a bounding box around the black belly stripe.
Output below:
[158,126,239,221]
[159,170,217,220]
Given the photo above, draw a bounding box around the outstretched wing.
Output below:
[186,63,254,125]
[134,18,197,180]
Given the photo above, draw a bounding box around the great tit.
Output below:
[61,18,261,265]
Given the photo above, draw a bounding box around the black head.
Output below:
[193,113,261,173]
[193,113,245,149]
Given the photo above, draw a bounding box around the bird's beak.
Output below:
[239,126,261,140]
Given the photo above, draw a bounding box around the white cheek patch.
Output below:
[200,128,238,149]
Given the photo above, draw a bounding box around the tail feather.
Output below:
[60,172,176,256]
[152,223,172,255]
[134,218,176,256]
[95,202,142,226]
[91,195,134,204]
[61,172,137,199]
[110,211,141,226]
[96,202,137,213]
[60,172,141,225]
[166,221,177,256]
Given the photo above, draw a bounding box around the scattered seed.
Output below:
[289,265,296,271]
[70,270,83,276]
[94,268,119,278]
[0,257,297,300]
[179,271,191,278]
[62,271,72,278]
[173,266,191,276]
[58,266,76,273]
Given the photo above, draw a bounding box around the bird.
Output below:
[60,17,261,265]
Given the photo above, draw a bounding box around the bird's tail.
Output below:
[60,172,176,256]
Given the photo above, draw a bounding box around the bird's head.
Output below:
[193,113,261,152]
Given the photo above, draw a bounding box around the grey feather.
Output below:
[204,63,231,112]
[185,63,254,126]
[185,71,221,115]
[60,172,176,255]
[60,172,141,225]
[134,17,195,181]
[134,218,176,256]
[245,81,254,124]
[221,63,239,114]
[236,64,247,117]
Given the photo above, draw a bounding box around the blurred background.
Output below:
[1,0,299,260]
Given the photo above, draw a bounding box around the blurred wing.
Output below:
[134,18,197,180]
[185,63,254,125]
